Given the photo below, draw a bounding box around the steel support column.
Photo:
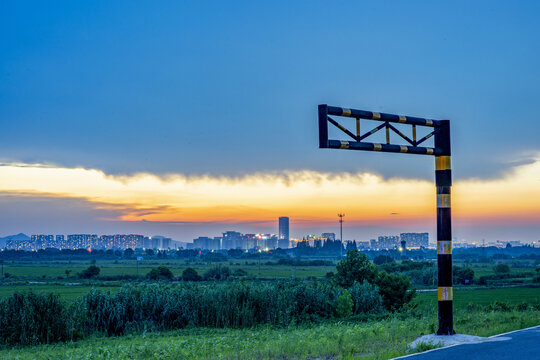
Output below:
[434,120,454,335]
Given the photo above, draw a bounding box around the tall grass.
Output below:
[0,280,381,345]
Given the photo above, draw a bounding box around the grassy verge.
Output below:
[0,309,537,360]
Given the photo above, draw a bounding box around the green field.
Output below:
[415,287,540,309]
[0,259,335,280]
[0,288,537,360]
[0,260,538,360]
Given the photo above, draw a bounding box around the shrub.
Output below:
[336,289,353,318]
[453,267,474,285]
[146,266,174,281]
[348,281,384,314]
[232,268,248,277]
[78,265,100,279]
[335,251,377,288]
[201,252,227,262]
[203,266,231,281]
[375,271,414,311]
[373,255,394,265]
[182,267,202,282]
[494,263,510,274]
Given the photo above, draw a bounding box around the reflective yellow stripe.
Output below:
[398,115,407,123]
[400,145,408,153]
[426,148,434,155]
[340,141,349,149]
[336,122,348,133]
[435,156,452,171]
[373,143,382,151]
[342,108,351,116]
[438,287,453,301]
[372,112,381,120]
[437,194,451,208]
[426,119,433,126]
[437,241,452,255]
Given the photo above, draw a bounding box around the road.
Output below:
[394,325,540,360]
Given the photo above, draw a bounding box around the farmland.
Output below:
[0,287,538,360]
[0,256,538,360]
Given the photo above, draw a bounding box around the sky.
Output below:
[1,1,539,243]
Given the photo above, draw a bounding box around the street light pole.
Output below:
[338,213,345,258]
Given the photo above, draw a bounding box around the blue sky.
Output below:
[1,1,539,242]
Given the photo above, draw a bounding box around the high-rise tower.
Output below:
[278,217,289,248]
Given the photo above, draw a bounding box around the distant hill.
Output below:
[0,233,30,247]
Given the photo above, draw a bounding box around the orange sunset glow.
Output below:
[1,155,539,226]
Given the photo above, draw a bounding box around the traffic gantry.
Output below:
[318,104,454,335]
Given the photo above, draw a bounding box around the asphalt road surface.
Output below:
[394,325,540,360]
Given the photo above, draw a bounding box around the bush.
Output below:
[335,251,377,288]
[182,267,202,282]
[453,267,474,285]
[375,271,414,311]
[203,266,231,281]
[232,268,248,277]
[201,252,227,262]
[146,266,174,281]
[78,265,100,279]
[348,281,384,314]
[373,255,394,265]
[336,289,353,318]
[494,263,510,274]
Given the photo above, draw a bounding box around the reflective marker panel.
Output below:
[438,286,453,301]
[437,194,451,208]
[435,156,452,171]
[437,241,452,255]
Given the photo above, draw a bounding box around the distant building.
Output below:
[193,236,212,250]
[31,234,54,250]
[322,233,336,241]
[373,236,400,250]
[400,240,406,252]
[56,235,67,249]
[67,234,98,249]
[278,217,289,249]
[223,231,242,249]
[357,241,370,250]
[400,233,429,248]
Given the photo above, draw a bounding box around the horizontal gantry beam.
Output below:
[326,105,442,128]
[328,140,441,156]
[319,104,447,155]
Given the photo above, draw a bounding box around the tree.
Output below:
[124,248,134,258]
[494,263,510,274]
[203,266,231,281]
[146,266,174,281]
[182,267,201,282]
[373,254,394,265]
[375,271,414,311]
[79,265,100,279]
[335,250,377,288]
[336,289,353,318]
[453,267,474,284]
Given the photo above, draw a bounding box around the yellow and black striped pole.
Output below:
[318,104,455,335]
[434,120,454,335]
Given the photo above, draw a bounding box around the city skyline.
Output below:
[1,2,539,243]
